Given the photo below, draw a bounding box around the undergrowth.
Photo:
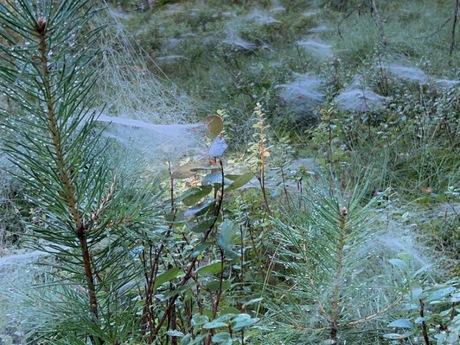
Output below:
[0,0,459,344]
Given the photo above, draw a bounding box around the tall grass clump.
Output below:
[323,0,459,73]
[95,10,197,125]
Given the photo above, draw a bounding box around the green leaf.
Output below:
[440,308,453,317]
[191,314,209,326]
[180,334,192,345]
[413,264,432,278]
[401,303,419,311]
[219,219,236,245]
[416,196,430,204]
[407,288,423,302]
[181,186,213,206]
[217,219,240,260]
[191,243,212,258]
[414,316,429,324]
[242,297,263,307]
[184,199,214,217]
[186,334,206,345]
[383,333,403,340]
[212,332,233,345]
[216,314,236,322]
[232,314,259,331]
[426,287,456,303]
[153,267,181,291]
[203,320,228,329]
[450,292,460,303]
[202,172,224,186]
[189,218,216,233]
[389,258,407,270]
[166,330,184,337]
[206,280,231,292]
[388,319,413,329]
[384,331,415,340]
[225,171,254,192]
[196,261,224,275]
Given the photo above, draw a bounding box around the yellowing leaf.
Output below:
[205,115,223,138]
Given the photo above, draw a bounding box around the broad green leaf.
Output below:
[407,287,423,302]
[414,316,429,324]
[153,267,181,291]
[184,199,214,217]
[232,314,259,331]
[202,172,222,185]
[196,261,224,275]
[426,287,456,303]
[388,319,413,329]
[180,334,192,345]
[450,292,460,303]
[440,309,452,317]
[212,332,232,345]
[217,219,240,260]
[219,219,236,246]
[216,314,236,322]
[383,331,414,340]
[189,218,216,233]
[181,186,212,206]
[166,330,184,337]
[191,243,212,258]
[186,334,206,345]
[203,320,228,329]
[225,171,254,192]
[191,314,209,326]
[401,303,419,311]
[206,280,231,292]
[202,172,229,186]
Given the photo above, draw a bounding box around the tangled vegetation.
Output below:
[0,0,459,344]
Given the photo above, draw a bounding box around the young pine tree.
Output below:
[0,1,158,342]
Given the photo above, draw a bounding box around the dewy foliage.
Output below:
[0,0,157,342]
[0,0,106,318]
[1,1,459,344]
[0,2,261,343]
[265,182,404,344]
